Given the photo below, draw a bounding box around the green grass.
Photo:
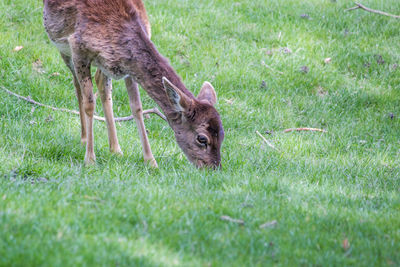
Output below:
[1,0,399,266]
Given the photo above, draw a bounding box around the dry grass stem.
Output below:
[256,130,280,152]
[261,60,284,75]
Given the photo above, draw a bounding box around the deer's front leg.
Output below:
[72,56,96,165]
[60,53,87,145]
[95,69,122,155]
[125,77,157,168]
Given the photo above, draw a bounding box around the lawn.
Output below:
[0,0,399,266]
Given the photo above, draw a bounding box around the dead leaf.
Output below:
[178,54,190,66]
[51,72,60,77]
[32,59,46,74]
[375,54,385,65]
[224,98,234,105]
[342,238,350,251]
[38,177,49,183]
[260,80,267,89]
[13,46,23,52]
[300,65,309,73]
[324,58,332,64]
[220,215,244,225]
[265,50,273,56]
[259,220,278,229]
[300,14,310,19]
[45,115,54,122]
[316,86,328,97]
[280,47,292,54]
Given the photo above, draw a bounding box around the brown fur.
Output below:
[43,0,224,168]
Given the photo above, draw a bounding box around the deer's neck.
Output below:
[125,32,194,122]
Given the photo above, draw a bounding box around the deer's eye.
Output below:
[196,134,209,147]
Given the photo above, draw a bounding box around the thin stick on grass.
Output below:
[283,128,327,133]
[220,215,245,226]
[1,86,167,121]
[256,130,280,152]
[259,220,278,229]
[345,2,400,19]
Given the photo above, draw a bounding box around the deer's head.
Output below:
[162,77,224,169]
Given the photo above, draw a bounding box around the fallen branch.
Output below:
[256,130,280,152]
[1,86,167,121]
[143,108,166,121]
[220,215,245,226]
[345,2,400,19]
[111,107,167,122]
[283,128,327,133]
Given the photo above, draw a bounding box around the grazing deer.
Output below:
[43,0,224,168]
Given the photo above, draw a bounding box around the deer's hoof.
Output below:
[145,158,158,168]
[84,154,96,166]
[111,146,123,156]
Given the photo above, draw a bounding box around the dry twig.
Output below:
[259,220,278,229]
[256,130,280,152]
[345,2,400,19]
[1,86,167,121]
[220,215,245,226]
[283,128,327,133]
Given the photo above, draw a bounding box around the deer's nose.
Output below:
[210,160,221,170]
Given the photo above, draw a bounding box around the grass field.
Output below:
[1,0,399,266]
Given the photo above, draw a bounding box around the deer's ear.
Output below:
[197,81,217,106]
[163,77,191,112]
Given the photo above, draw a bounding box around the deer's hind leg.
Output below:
[95,69,122,155]
[69,47,96,165]
[125,77,157,168]
[60,53,87,145]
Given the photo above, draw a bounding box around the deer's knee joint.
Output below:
[83,101,95,116]
[133,107,143,117]
[129,103,142,117]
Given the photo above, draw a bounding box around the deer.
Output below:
[42,0,224,169]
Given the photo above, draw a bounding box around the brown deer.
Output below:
[43,0,224,168]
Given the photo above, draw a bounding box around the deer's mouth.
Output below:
[195,159,206,168]
[195,159,221,169]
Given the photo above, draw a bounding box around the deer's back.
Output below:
[43,0,151,55]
